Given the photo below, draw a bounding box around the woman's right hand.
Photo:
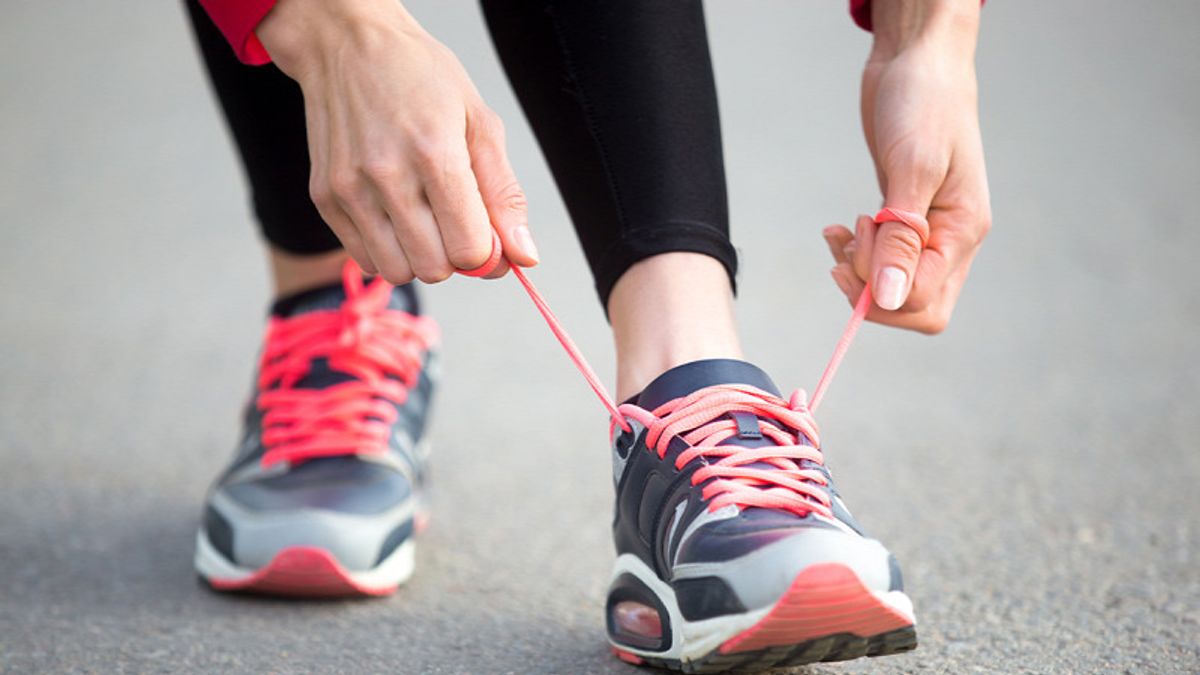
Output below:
[256,0,538,283]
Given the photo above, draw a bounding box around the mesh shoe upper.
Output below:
[611,359,901,620]
[201,263,437,572]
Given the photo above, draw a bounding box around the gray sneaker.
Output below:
[195,262,438,597]
[605,359,916,672]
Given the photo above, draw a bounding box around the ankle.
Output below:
[608,253,744,400]
[269,247,350,298]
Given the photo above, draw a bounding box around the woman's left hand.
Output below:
[825,0,991,334]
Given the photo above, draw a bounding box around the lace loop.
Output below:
[257,263,438,468]
[617,385,833,518]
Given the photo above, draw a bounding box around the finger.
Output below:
[870,219,923,311]
[866,260,970,335]
[336,186,415,284]
[851,214,875,284]
[360,216,415,285]
[312,189,375,275]
[830,262,864,306]
[905,238,954,313]
[410,137,495,273]
[382,189,455,284]
[823,225,854,265]
[304,101,375,273]
[351,137,455,283]
[905,209,986,313]
[875,157,942,311]
[466,107,538,267]
[481,257,510,280]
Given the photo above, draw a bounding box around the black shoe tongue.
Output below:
[270,279,419,318]
[636,359,781,411]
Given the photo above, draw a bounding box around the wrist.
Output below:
[257,0,423,76]
[869,0,979,62]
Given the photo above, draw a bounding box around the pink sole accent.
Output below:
[611,646,645,665]
[206,546,398,598]
[414,511,431,534]
[719,563,913,655]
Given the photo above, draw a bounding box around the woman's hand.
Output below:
[257,0,538,284]
[825,0,990,334]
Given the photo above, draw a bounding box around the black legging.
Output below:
[185,0,736,306]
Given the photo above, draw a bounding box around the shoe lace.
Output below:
[619,384,832,518]
[466,207,923,517]
[256,263,439,468]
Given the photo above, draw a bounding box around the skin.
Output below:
[257,0,538,287]
[825,0,991,334]
[608,253,743,400]
[254,0,989,396]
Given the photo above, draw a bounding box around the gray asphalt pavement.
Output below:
[2,1,1198,673]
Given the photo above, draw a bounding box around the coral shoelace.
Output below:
[622,384,834,518]
[483,207,927,515]
[257,205,925,508]
[257,264,439,467]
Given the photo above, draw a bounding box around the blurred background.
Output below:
[1,1,1197,672]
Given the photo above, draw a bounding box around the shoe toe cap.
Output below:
[204,458,416,571]
[672,526,896,613]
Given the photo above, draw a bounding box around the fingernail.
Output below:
[822,226,837,237]
[874,266,907,310]
[843,242,857,259]
[513,225,539,263]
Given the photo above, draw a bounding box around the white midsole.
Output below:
[608,553,915,664]
[194,530,416,589]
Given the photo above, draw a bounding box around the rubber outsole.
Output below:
[611,562,916,673]
[195,505,427,599]
[202,546,399,598]
[612,626,916,673]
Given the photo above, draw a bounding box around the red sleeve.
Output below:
[849,0,874,31]
[850,1,985,32]
[198,0,277,65]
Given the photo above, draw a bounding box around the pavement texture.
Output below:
[2,1,1198,673]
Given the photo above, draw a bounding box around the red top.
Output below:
[201,1,892,65]
[199,0,277,65]
[849,0,875,31]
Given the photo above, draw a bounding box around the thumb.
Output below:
[467,107,539,268]
[872,172,936,311]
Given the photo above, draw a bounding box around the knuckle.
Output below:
[328,169,361,200]
[976,210,994,241]
[309,186,334,212]
[413,261,453,284]
[352,254,378,275]
[373,257,411,285]
[473,106,505,140]
[488,182,528,215]
[445,240,492,270]
[380,268,414,286]
[360,156,400,183]
[880,225,923,259]
[411,137,448,172]
[897,149,944,184]
[308,176,334,210]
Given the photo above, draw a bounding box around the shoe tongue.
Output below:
[270,279,419,318]
[636,359,781,411]
[637,359,801,452]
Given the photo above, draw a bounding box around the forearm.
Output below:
[869,0,980,62]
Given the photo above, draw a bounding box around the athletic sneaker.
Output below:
[606,359,916,672]
[194,261,439,597]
